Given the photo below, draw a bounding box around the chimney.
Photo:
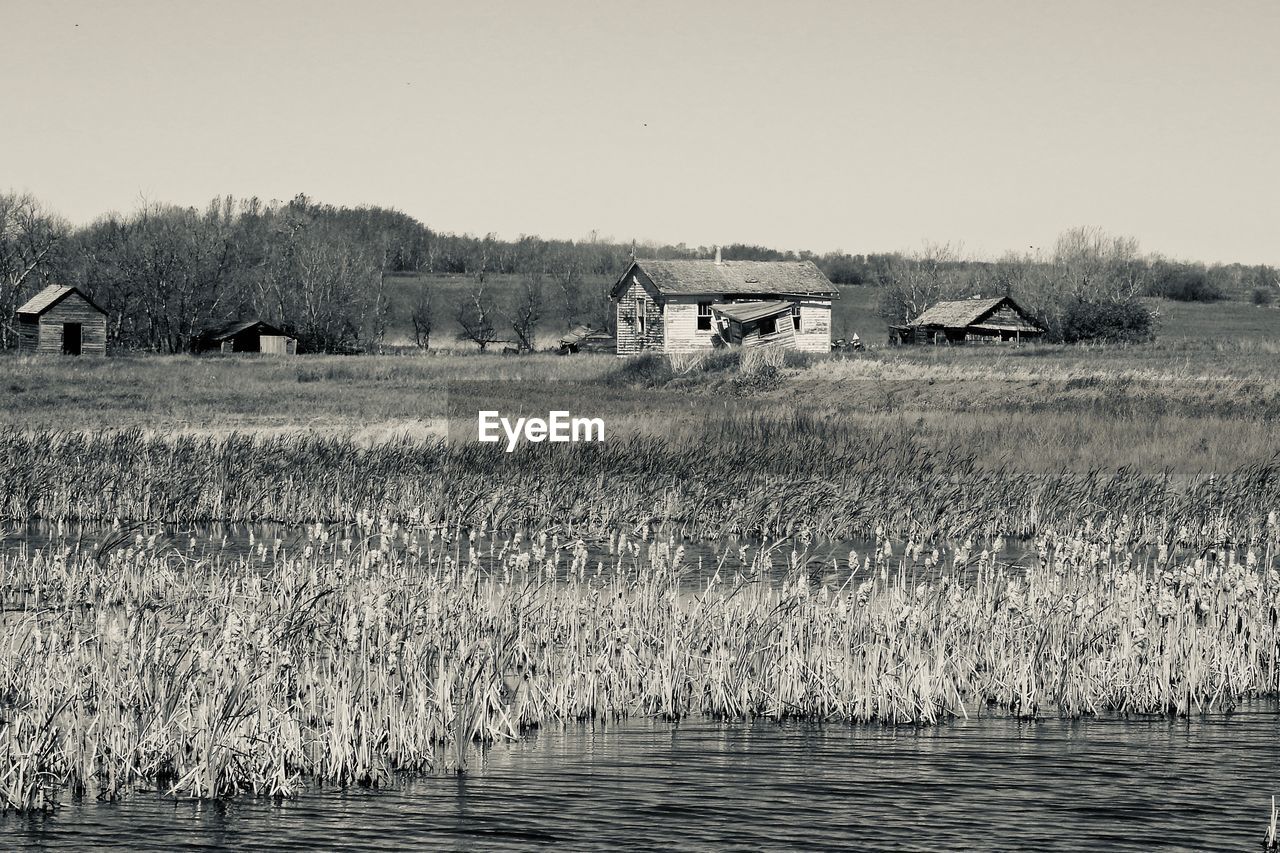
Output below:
[714,245,722,265]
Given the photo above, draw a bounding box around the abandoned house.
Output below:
[610,250,839,355]
[558,324,615,354]
[16,285,108,356]
[194,319,297,355]
[891,296,1044,345]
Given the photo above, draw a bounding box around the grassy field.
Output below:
[0,293,1276,472]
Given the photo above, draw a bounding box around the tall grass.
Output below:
[2,427,1278,547]
[0,524,1277,809]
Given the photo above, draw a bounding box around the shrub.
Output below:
[1148,266,1224,302]
[1252,287,1275,307]
[1059,299,1155,344]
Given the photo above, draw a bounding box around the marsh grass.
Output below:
[2,427,1279,549]
[0,521,1278,810]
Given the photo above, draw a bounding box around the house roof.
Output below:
[16,285,107,317]
[199,318,289,342]
[615,259,839,299]
[711,300,795,324]
[909,296,1041,331]
[559,325,613,346]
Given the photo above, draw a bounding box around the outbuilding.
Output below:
[891,296,1043,345]
[194,319,297,355]
[558,325,615,354]
[16,285,108,356]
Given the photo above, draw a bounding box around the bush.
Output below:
[1059,299,1155,344]
[1148,266,1224,302]
[1252,287,1275,307]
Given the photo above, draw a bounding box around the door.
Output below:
[62,322,82,355]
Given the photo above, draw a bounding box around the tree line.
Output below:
[2,191,1276,352]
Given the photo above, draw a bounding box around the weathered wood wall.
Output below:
[793,299,833,353]
[259,334,296,355]
[614,270,665,355]
[662,296,720,353]
[17,317,39,352]
[26,293,107,356]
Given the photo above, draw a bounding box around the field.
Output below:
[1,294,1279,811]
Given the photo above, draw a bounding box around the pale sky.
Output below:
[4,0,1278,264]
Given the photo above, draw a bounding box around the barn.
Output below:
[891,296,1043,345]
[194,319,297,355]
[16,285,108,356]
[610,250,839,355]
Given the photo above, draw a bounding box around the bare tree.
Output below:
[411,289,435,349]
[456,276,501,351]
[1051,226,1148,302]
[505,274,543,352]
[875,242,968,325]
[0,192,67,348]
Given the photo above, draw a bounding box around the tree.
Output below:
[456,277,501,351]
[0,192,67,349]
[875,243,967,325]
[506,275,543,352]
[411,289,435,349]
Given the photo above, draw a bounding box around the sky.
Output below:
[3,0,1278,264]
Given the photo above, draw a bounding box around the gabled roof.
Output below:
[16,285,107,317]
[711,300,795,324]
[199,318,289,342]
[909,296,1040,331]
[614,259,839,299]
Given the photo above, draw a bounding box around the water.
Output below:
[5,708,1278,851]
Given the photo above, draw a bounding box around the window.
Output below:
[759,316,777,336]
[791,303,802,331]
[635,296,647,335]
[697,302,712,331]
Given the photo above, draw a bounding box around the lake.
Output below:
[5,708,1277,851]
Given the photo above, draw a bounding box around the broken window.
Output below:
[635,296,647,335]
[791,303,802,331]
[759,316,777,336]
[697,302,712,331]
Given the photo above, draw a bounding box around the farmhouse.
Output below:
[610,251,839,355]
[891,296,1043,345]
[194,319,297,355]
[16,285,108,356]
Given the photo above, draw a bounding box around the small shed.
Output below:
[195,319,297,355]
[891,296,1043,345]
[16,285,108,356]
[558,325,615,354]
[711,300,798,349]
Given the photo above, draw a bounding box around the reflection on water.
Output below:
[5,709,1278,851]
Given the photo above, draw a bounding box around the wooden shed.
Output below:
[891,296,1043,345]
[558,325,615,354]
[195,319,297,355]
[16,285,108,356]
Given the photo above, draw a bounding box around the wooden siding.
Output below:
[259,334,297,355]
[614,271,665,355]
[793,299,832,353]
[17,317,39,352]
[27,292,107,356]
[662,296,719,353]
